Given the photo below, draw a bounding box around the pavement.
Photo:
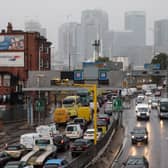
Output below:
[88,126,124,168]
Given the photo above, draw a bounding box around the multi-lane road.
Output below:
[113,95,168,168]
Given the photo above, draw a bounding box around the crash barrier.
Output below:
[68,115,120,168]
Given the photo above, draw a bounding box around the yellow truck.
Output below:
[54,108,70,124]
[77,106,92,123]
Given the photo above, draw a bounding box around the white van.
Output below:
[36,123,59,137]
[20,133,40,150]
[65,124,83,139]
[136,103,150,120]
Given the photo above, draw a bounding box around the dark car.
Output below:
[98,113,110,125]
[71,139,93,157]
[123,155,149,168]
[73,117,88,131]
[155,90,161,97]
[104,101,113,115]
[53,135,70,151]
[0,152,12,167]
[131,127,148,145]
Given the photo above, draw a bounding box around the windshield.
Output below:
[63,98,75,106]
[133,129,146,134]
[138,107,148,112]
[44,165,59,168]
[35,139,50,146]
[160,102,168,112]
[127,158,144,165]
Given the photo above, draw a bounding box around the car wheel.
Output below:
[72,153,76,157]
[145,139,148,144]
[132,140,136,145]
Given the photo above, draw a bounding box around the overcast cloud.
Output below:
[0,0,168,47]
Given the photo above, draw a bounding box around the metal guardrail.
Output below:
[68,117,119,168]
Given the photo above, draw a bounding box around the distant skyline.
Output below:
[0,0,168,48]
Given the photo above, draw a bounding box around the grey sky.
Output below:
[0,0,168,47]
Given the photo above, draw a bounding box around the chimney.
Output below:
[1,29,5,33]
[7,22,13,33]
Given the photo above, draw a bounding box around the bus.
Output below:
[62,96,81,117]
[158,98,168,119]
[77,90,90,106]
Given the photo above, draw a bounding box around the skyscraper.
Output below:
[81,9,109,61]
[125,11,146,46]
[58,22,81,69]
[25,20,47,37]
[154,19,168,52]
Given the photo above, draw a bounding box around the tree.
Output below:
[151,53,168,85]
[96,56,109,62]
[151,53,168,70]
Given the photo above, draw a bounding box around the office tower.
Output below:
[125,11,146,46]
[154,19,168,52]
[25,20,47,37]
[58,22,81,69]
[81,9,109,61]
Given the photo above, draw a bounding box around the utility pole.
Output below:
[92,40,100,61]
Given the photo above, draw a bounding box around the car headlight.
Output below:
[146,112,149,116]
[144,135,147,139]
[137,112,141,116]
[132,135,135,139]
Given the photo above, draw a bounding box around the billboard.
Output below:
[74,70,84,80]
[144,63,160,70]
[0,52,24,67]
[0,35,24,50]
[99,70,108,80]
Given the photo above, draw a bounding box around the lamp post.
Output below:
[36,73,45,125]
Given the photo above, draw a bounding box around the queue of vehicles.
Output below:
[123,86,164,168]
[0,89,120,167]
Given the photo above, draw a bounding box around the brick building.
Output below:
[0,23,52,105]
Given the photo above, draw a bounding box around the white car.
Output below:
[83,128,102,141]
[65,124,83,139]
[145,90,152,96]
[90,102,100,112]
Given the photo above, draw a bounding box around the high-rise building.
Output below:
[125,11,146,46]
[25,20,47,38]
[154,19,168,52]
[81,9,109,61]
[58,22,81,69]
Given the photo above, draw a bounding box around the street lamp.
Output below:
[36,73,45,125]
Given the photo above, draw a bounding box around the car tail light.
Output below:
[61,140,64,144]
[83,145,88,150]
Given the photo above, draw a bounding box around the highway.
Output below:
[113,94,168,168]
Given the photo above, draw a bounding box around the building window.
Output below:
[3,75,11,87]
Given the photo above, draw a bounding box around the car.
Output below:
[89,101,100,112]
[4,144,28,159]
[73,117,88,131]
[4,161,32,168]
[43,158,70,168]
[151,98,159,109]
[104,101,113,115]
[97,119,108,135]
[83,128,102,141]
[145,90,152,96]
[154,90,161,97]
[65,123,83,139]
[123,155,149,168]
[136,103,150,120]
[131,127,148,145]
[0,152,12,167]
[71,139,93,157]
[53,135,70,151]
[98,113,110,125]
